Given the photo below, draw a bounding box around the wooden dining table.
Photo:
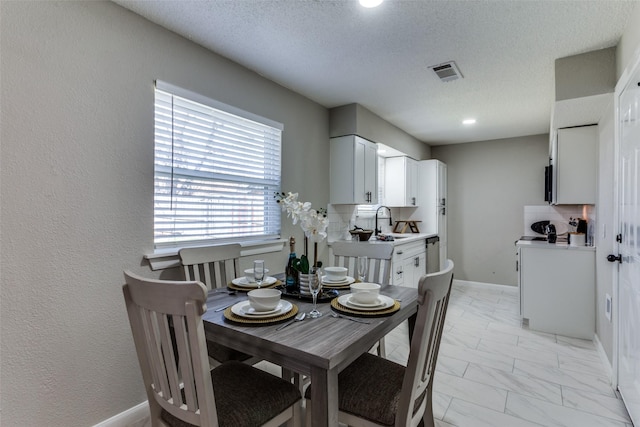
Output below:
[202,283,418,427]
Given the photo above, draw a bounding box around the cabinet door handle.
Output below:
[414,257,419,267]
[396,250,404,255]
[412,197,416,205]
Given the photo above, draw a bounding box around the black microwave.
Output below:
[544,164,553,203]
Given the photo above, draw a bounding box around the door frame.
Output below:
[612,43,640,397]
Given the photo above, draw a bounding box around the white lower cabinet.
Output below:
[392,240,426,287]
[518,245,595,339]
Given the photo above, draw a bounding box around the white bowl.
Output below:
[247,288,281,311]
[244,268,269,283]
[324,266,348,281]
[349,282,381,304]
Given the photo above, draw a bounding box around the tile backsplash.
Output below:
[523,204,595,245]
[327,204,398,242]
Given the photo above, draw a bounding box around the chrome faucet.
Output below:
[375,206,393,236]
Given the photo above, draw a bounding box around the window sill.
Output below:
[143,239,287,271]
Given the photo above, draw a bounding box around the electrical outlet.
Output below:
[606,294,612,322]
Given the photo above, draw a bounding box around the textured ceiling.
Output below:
[113,0,637,145]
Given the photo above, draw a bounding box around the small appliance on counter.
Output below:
[568,217,588,246]
[546,224,557,243]
[530,220,550,235]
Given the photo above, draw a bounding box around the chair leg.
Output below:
[304,399,312,427]
[285,400,302,427]
[421,390,435,427]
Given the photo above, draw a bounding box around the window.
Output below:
[154,81,282,249]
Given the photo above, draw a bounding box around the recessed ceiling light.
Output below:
[359,0,383,8]
[463,119,476,125]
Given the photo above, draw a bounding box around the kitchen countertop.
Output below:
[515,238,596,251]
[330,233,436,247]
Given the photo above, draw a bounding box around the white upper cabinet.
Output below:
[330,135,378,204]
[551,125,597,205]
[384,156,418,207]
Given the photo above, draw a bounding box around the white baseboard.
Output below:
[593,333,614,386]
[454,279,517,290]
[93,401,149,427]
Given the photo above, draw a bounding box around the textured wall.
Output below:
[555,47,616,101]
[616,2,640,79]
[329,103,431,160]
[432,134,548,285]
[0,2,328,425]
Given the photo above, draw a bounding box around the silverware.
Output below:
[330,312,371,324]
[276,312,306,330]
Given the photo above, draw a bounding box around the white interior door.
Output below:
[616,57,640,426]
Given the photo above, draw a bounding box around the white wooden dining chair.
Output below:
[179,244,243,291]
[331,241,394,356]
[304,259,454,427]
[331,241,395,285]
[123,271,302,427]
[179,244,263,367]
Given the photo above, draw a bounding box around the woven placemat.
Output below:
[227,279,282,292]
[223,303,298,325]
[330,297,400,317]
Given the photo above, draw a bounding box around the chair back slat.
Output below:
[396,259,454,427]
[331,241,394,284]
[160,313,182,403]
[180,244,242,290]
[123,271,218,427]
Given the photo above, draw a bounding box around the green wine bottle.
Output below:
[285,236,298,292]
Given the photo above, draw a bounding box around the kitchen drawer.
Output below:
[392,239,426,287]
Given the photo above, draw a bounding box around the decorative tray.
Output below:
[280,288,340,302]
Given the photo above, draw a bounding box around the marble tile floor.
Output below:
[381,280,633,427]
[136,280,633,427]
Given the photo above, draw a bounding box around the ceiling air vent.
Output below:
[429,61,463,82]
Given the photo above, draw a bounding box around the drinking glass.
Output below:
[253,260,265,288]
[357,256,368,282]
[308,266,322,318]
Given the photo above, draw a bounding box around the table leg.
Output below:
[310,366,339,427]
[407,312,417,341]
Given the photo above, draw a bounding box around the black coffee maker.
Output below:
[576,219,588,234]
[546,224,557,243]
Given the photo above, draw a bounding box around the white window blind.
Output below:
[154,81,283,248]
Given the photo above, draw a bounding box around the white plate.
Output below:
[322,277,355,287]
[231,276,278,288]
[230,300,293,319]
[338,294,395,311]
[322,275,354,284]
